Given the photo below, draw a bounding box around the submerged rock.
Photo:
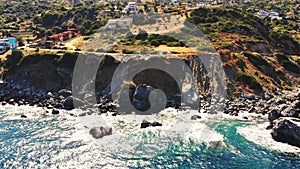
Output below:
[89,127,112,139]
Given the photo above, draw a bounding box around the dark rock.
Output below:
[268,110,280,122]
[21,114,27,118]
[54,103,63,109]
[58,89,72,98]
[141,120,162,128]
[8,99,14,104]
[132,84,153,111]
[112,112,119,116]
[271,119,300,147]
[47,105,53,109]
[2,101,6,106]
[223,110,230,114]
[52,109,59,115]
[63,96,74,110]
[266,123,273,130]
[276,99,286,105]
[141,120,151,128]
[280,107,299,118]
[78,112,87,117]
[89,127,112,139]
[151,121,162,127]
[248,106,256,113]
[244,94,255,100]
[69,113,76,117]
[191,115,202,120]
[293,101,300,109]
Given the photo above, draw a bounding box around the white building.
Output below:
[257,10,280,19]
[269,12,280,19]
[123,2,138,14]
[106,18,133,30]
[0,38,17,54]
[0,39,9,54]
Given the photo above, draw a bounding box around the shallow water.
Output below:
[0,106,299,168]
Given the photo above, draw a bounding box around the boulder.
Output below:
[244,94,255,100]
[52,109,59,115]
[276,99,287,105]
[21,114,27,118]
[293,101,300,109]
[89,127,112,139]
[191,115,202,120]
[58,89,72,98]
[268,109,280,122]
[63,96,74,110]
[271,118,300,147]
[141,120,162,128]
[141,120,151,128]
[280,107,299,118]
[151,121,162,127]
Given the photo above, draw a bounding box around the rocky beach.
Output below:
[0,51,300,153]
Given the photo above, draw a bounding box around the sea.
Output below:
[0,105,299,169]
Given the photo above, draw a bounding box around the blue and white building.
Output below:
[0,37,17,54]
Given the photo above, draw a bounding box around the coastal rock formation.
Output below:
[271,118,300,147]
[89,127,112,139]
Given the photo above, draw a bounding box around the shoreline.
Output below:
[1,104,300,155]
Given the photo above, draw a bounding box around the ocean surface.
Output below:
[0,106,299,169]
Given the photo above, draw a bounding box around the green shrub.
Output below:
[221,43,232,49]
[242,51,268,66]
[167,41,183,47]
[296,58,300,65]
[123,40,135,46]
[235,70,262,92]
[5,49,23,68]
[150,40,160,47]
[138,40,148,45]
[83,36,91,40]
[106,49,117,53]
[276,53,300,73]
[122,49,136,54]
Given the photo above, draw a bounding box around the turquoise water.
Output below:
[0,108,299,168]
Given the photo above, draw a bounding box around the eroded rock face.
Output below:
[89,127,112,139]
[132,84,153,111]
[271,118,300,147]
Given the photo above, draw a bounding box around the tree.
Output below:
[5,49,23,68]
[135,29,148,40]
[17,37,25,47]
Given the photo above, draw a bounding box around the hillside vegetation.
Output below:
[188,7,300,94]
